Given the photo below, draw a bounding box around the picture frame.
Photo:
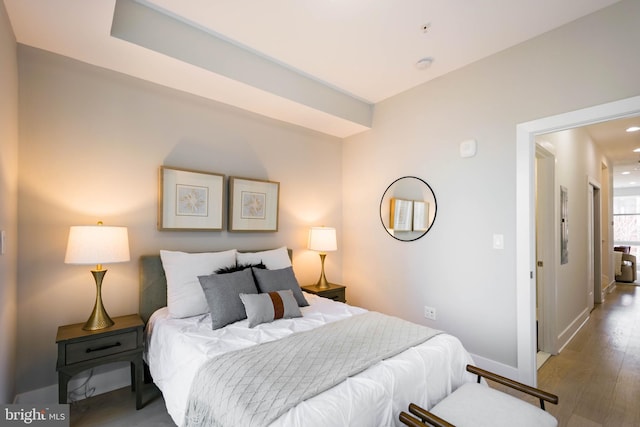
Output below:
[412,201,429,232]
[158,166,224,231]
[390,198,413,232]
[229,177,280,232]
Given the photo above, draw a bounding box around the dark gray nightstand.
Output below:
[56,314,144,409]
[301,283,346,303]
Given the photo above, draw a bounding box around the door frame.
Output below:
[587,178,602,306]
[535,144,557,355]
[516,95,640,386]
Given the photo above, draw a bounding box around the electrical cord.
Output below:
[67,369,96,404]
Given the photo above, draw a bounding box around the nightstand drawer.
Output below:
[65,331,137,364]
[318,289,344,301]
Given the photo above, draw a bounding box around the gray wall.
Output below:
[342,0,640,370]
[16,47,343,394]
[0,0,18,404]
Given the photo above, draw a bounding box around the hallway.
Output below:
[511,284,640,426]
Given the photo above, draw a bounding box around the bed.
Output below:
[140,248,476,427]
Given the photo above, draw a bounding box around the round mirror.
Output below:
[380,176,437,241]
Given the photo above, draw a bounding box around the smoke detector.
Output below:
[415,57,434,70]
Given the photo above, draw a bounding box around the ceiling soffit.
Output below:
[111,0,372,137]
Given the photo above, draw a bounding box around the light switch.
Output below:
[493,234,504,250]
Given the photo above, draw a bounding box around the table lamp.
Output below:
[64,222,130,330]
[308,226,337,289]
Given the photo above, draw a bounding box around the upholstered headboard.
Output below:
[138,249,293,324]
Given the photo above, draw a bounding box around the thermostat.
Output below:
[459,139,477,158]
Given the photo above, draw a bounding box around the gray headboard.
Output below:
[139,249,293,324]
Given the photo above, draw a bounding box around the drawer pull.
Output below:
[86,342,121,353]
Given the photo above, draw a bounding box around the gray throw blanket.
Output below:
[184,311,441,427]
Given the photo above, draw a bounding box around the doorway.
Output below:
[601,163,611,291]
[588,180,602,307]
[516,95,640,386]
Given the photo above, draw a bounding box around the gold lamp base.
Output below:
[83,269,114,331]
[316,253,330,289]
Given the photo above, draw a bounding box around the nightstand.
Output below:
[301,283,346,303]
[56,314,144,409]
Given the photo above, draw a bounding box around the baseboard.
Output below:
[14,363,130,404]
[468,353,519,381]
[557,308,590,353]
[603,279,616,295]
[469,352,559,388]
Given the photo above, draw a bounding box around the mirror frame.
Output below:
[379,176,437,241]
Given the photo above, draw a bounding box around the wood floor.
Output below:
[70,283,640,426]
[495,283,640,427]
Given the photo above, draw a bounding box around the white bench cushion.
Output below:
[430,382,557,427]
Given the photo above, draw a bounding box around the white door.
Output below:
[535,144,556,354]
[587,184,595,311]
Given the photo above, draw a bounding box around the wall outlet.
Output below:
[424,306,436,320]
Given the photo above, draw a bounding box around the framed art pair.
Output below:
[158,166,279,232]
[389,198,429,233]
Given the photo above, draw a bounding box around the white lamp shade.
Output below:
[64,225,130,265]
[308,227,337,252]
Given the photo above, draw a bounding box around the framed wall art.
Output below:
[229,177,280,232]
[412,201,429,232]
[389,198,413,232]
[158,166,224,231]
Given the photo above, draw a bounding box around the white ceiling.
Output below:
[584,117,640,189]
[3,0,622,138]
[136,0,616,103]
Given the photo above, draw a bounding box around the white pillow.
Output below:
[160,249,237,318]
[236,246,291,270]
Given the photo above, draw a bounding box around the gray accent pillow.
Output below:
[198,268,258,329]
[252,266,309,307]
[239,290,302,328]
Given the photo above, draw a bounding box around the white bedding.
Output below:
[146,292,475,427]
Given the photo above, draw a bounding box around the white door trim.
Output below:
[587,182,595,311]
[588,177,602,306]
[516,95,640,386]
